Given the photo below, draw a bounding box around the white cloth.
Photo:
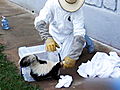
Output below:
[55,75,73,88]
[77,52,120,78]
[34,0,86,60]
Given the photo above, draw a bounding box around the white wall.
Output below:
[9,0,120,50]
[9,0,47,13]
[83,5,120,49]
[83,0,120,49]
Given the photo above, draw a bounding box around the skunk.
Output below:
[20,54,62,81]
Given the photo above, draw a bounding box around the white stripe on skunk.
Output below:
[31,59,57,76]
[20,54,62,81]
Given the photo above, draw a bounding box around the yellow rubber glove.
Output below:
[63,56,76,68]
[45,37,59,52]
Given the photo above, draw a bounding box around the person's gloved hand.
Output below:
[63,56,76,68]
[45,37,59,52]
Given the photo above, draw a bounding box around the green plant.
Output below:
[0,45,41,90]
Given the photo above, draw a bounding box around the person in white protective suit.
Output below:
[34,0,86,68]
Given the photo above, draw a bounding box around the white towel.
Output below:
[77,52,120,78]
[55,75,73,88]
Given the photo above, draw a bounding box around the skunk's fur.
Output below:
[20,54,61,81]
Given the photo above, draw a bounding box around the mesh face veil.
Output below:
[65,0,77,4]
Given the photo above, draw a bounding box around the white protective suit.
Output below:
[34,0,86,60]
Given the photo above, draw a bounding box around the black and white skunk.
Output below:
[20,54,62,81]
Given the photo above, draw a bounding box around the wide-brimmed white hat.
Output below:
[58,0,85,12]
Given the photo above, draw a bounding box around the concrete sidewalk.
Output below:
[0,0,112,90]
[0,0,42,65]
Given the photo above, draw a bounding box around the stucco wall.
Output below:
[9,0,47,13]
[9,0,120,50]
[84,0,120,50]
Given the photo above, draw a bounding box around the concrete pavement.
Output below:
[0,0,114,90]
[0,0,42,65]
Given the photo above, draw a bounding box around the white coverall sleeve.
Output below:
[68,9,86,60]
[34,0,53,40]
[72,8,86,37]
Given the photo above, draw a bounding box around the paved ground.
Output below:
[0,0,43,66]
[0,0,114,90]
